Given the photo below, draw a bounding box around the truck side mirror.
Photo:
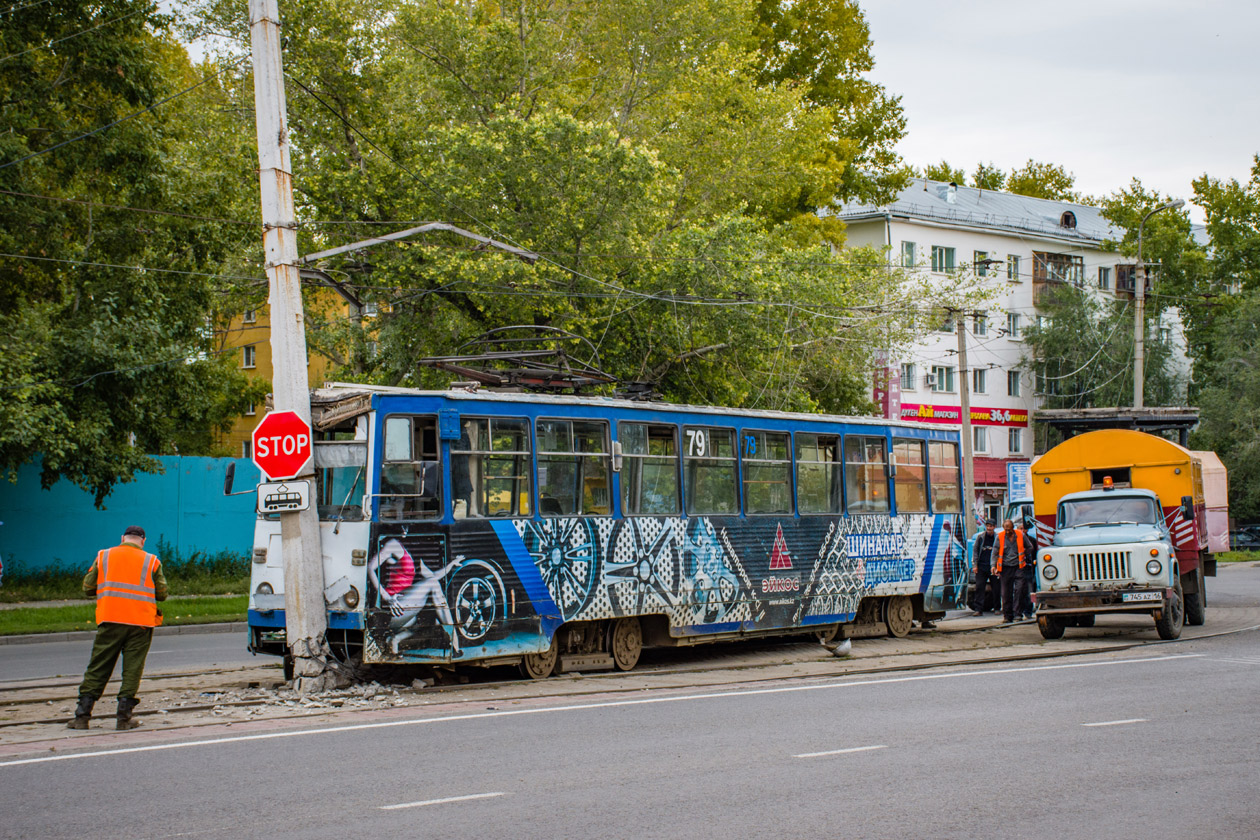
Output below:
[223,462,236,496]
[1181,495,1195,522]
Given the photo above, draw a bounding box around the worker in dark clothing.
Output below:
[969,519,999,615]
[67,526,167,731]
[991,518,1028,623]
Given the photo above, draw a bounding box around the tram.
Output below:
[245,385,968,678]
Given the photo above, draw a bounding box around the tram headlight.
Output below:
[343,585,360,609]
[1042,564,1058,581]
[1146,559,1162,576]
[255,581,273,596]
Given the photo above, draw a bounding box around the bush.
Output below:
[0,539,249,602]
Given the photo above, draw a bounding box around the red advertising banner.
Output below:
[872,352,901,420]
[899,403,1029,427]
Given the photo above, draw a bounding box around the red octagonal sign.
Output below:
[251,410,313,480]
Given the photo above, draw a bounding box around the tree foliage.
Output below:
[1005,159,1080,202]
[0,0,264,503]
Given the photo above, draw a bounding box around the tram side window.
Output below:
[314,438,367,521]
[795,433,842,514]
[892,438,930,513]
[683,426,738,515]
[451,417,532,518]
[537,419,611,516]
[929,440,963,513]
[379,415,441,521]
[619,422,680,516]
[743,430,792,514]
[844,435,890,514]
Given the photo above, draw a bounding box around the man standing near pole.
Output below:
[67,526,166,730]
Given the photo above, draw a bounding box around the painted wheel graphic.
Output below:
[606,520,680,616]
[449,560,506,644]
[522,519,601,618]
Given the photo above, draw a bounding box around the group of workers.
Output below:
[968,518,1035,623]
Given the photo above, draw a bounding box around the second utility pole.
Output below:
[249,0,331,691]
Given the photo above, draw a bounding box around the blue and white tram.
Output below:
[246,386,968,678]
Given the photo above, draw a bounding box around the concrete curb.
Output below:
[0,622,246,646]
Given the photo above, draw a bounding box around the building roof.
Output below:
[835,178,1122,245]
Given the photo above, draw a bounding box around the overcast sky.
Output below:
[862,0,1260,219]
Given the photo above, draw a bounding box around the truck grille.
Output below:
[1070,551,1131,583]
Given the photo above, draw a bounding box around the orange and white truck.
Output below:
[1030,429,1226,640]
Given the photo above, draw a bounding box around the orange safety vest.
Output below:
[94,544,161,628]
[993,529,1027,573]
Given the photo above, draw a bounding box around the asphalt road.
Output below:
[0,630,258,683]
[3,620,1259,838]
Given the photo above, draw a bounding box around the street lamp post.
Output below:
[1133,199,1184,408]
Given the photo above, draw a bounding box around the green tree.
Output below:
[920,160,966,184]
[0,1,263,502]
[1006,159,1080,202]
[971,162,1006,191]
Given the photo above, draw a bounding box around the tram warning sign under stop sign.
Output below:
[251,410,313,480]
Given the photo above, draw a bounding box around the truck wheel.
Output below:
[1184,565,1206,626]
[1154,574,1185,641]
[1038,615,1066,640]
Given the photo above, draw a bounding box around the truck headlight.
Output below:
[1043,564,1058,581]
[1146,559,1162,576]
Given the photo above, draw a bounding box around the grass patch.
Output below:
[1,539,249,603]
[1218,550,1260,564]
[0,595,247,636]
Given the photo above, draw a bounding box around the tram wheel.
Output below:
[884,595,913,638]
[519,638,558,680]
[815,624,842,645]
[609,617,643,671]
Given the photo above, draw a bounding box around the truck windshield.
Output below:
[1059,496,1160,528]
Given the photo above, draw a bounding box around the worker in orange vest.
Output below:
[67,525,167,730]
[990,518,1028,624]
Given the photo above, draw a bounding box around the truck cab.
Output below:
[1034,483,1185,640]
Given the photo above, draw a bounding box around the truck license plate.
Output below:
[1122,591,1161,603]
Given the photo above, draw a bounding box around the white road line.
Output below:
[0,653,1200,769]
[1081,718,1148,727]
[380,792,507,811]
[1209,658,1260,665]
[795,745,886,758]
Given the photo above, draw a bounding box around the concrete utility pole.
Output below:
[1134,199,1185,408]
[956,311,976,541]
[249,0,331,691]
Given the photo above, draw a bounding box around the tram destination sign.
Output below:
[257,480,311,514]
[251,410,313,479]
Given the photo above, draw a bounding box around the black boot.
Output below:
[66,694,97,730]
[115,697,141,731]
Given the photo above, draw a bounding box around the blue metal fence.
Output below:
[0,456,260,573]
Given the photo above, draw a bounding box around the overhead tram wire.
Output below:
[0,7,145,63]
[0,58,248,171]
[0,344,246,394]
[0,252,267,284]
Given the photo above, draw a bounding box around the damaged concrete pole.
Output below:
[249,0,332,693]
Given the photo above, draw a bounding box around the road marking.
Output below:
[1209,657,1260,665]
[380,792,507,810]
[795,745,886,758]
[0,653,1200,769]
[1082,718,1148,727]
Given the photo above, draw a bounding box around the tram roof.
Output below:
[316,382,955,434]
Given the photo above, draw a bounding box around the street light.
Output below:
[1133,198,1185,408]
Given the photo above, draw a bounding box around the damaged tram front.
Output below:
[246,386,969,679]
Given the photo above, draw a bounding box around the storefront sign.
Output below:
[900,403,1029,427]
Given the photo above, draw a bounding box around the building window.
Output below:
[973,426,988,453]
[1007,312,1021,339]
[1098,266,1111,290]
[900,241,916,268]
[241,441,251,459]
[974,250,989,277]
[1007,255,1021,282]
[1008,370,1021,397]
[242,308,257,324]
[972,368,987,394]
[1160,326,1172,343]
[973,312,988,336]
[930,365,955,393]
[900,363,916,391]
[1033,251,1085,286]
[931,246,956,274]
[245,402,256,416]
[242,345,256,369]
[361,302,379,318]
[1009,428,1023,454]
[938,315,955,333]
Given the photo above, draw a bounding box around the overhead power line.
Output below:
[0,8,144,63]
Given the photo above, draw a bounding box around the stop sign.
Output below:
[251,410,313,480]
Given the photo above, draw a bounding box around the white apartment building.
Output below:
[836,178,1187,519]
